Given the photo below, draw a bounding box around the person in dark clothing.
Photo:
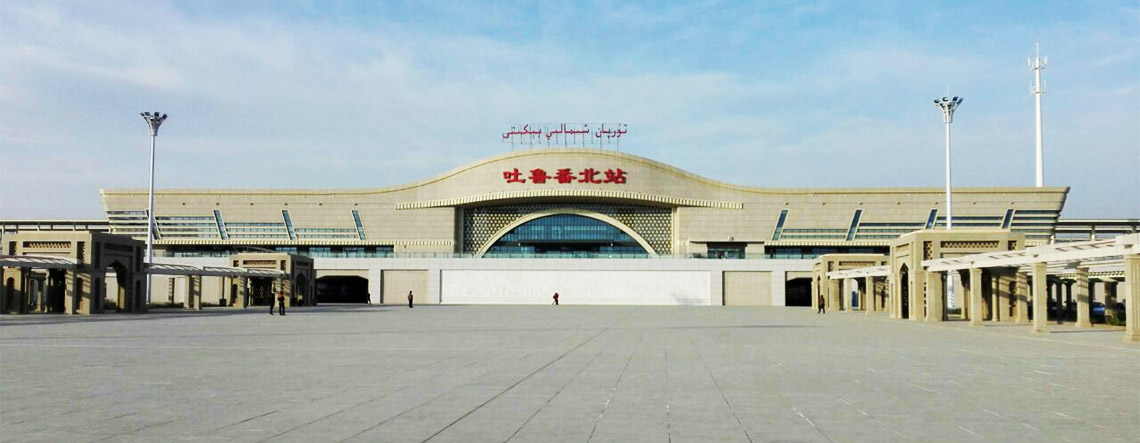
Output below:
[817,294,826,314]
[407,291,414,308]
[553,292,559,305]
[269,291,275,315]
[277,291,286,316]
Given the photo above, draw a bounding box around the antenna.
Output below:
[1029,40,1047,187]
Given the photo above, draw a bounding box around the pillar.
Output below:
[1104,281,1119,321]
[865,276,875,315]
[1124,255,1139,342]
[1075,268,1091,328]
[235,276,248,308]
[1032,263,1049,333]
[884,271,893,316]
[77,273,93,315]
[969,268,983,326]
[811,275,819,311]
[1015,271,1029,323]
[64,270,78,315]
[1003,271,1015,322]
[990,270,1002,322]
[955,270,968,320]
[925,271,944,322]
[828,278,840,313]
[185,275,201,310]
[1053,279,1064,324]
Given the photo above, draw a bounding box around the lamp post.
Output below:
[934,96,962,230]
[141,111,167,307]
[934,96,962,311]
[1029,42,1047,187]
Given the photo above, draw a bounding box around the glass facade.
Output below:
[485,214,649,257]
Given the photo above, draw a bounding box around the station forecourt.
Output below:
[1,147,1138,341]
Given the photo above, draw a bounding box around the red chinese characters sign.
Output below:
[502,168,627,184]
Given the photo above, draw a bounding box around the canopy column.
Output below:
[969,268,984,326]
[909,269,923,321]
[184,275,201,310]
[827,278,840,313]
[865,276,875,315]
[955,270,968,321]
[1032,262,1050,333]
[925,271,944,322]
[63,270,80,315]
[1015,272,1030,323]
[234,276,248,308]
[1124,255,1139,342]
[1075,268,1092,328]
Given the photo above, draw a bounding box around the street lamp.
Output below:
[933,96,962,230]
[141,111,167,307]
[934,96,962,311]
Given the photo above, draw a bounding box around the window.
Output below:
[846,209,863,241]
[772,209,789,241]
[706,243,746,259]
[281,210,297,241]
[352,210,366,240]
[485,214,648,257]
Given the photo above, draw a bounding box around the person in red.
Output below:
[552,292,559,305]
[276,290,286,316]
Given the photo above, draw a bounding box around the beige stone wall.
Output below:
[100,149,1069,253]
[723,271,772,306]
[381,270,428,305]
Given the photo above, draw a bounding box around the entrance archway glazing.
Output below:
[483,214,650,258]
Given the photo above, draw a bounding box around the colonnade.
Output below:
[918,255,1138,342]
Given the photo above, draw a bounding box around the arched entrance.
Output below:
[478,212,654,258]
[316,276,369,303]
[900,264,910,319]
[4,277,14,313]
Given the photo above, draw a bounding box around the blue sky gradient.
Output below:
[2,1,1137,218]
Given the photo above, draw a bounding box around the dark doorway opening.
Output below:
[785,278,812,306]
[316,276,369,303]
[900,265,910,319]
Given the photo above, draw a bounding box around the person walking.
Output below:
[552,292,559,305]
[407,290,414,308]
[277,290,286,316]
[269,290,276,315]
[817,294,826,314]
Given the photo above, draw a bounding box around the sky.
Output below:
[1,0,1138,219]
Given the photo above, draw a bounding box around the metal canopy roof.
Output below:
[0,255,283,278]
[146,263,284,278]
[827,265,889,279]
[0,254,77,269]
[922,234,1139,273]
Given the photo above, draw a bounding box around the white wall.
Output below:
[442,270,711,305]
[157,256,813,306]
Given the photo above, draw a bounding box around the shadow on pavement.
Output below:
[0,304,393,327]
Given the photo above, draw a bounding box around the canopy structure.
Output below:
[146,263,285,278]
[922,234,1140,272]
[0,254,77,269]
[827,265,889,280]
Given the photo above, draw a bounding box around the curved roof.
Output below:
[100,148,1070,197]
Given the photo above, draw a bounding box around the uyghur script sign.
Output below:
[502,123,628,148]
[502,167,626,184]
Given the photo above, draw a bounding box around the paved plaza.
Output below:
[1,305,1137,442]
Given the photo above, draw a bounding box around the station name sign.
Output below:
[501,123,628,148]
[503,167,626,184]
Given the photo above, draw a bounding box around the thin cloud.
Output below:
[0,1,1136,219]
